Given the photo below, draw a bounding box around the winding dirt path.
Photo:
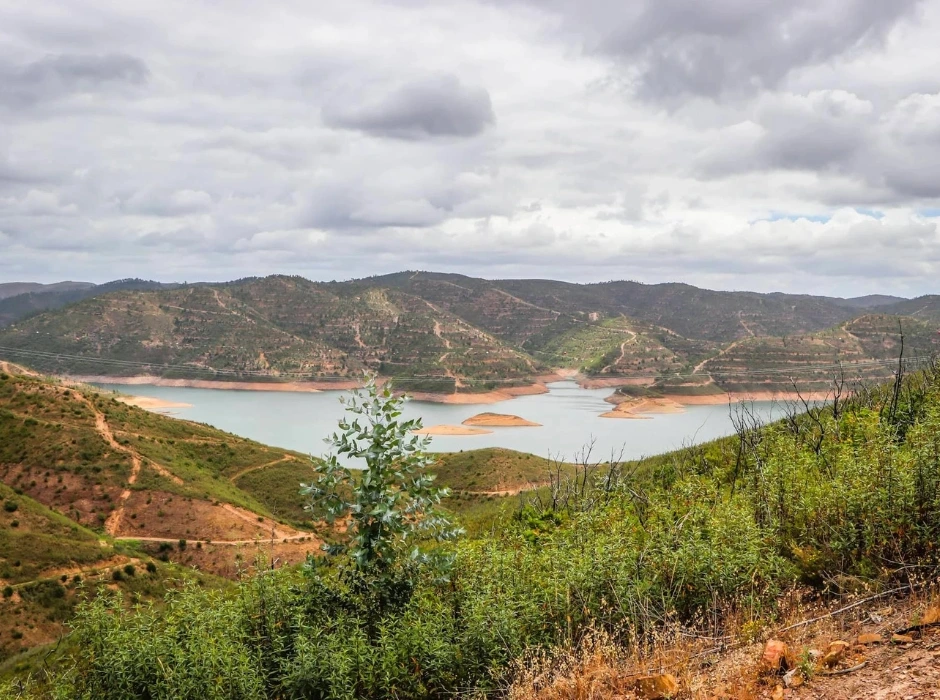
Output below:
[738,312,756,337]
[76,397,143,536]
[219,503,297,539]
[600,330,638,374]
[352,322,366,348]
[458,483,547,497]
[693,338,748,375]
[228,454,296,482]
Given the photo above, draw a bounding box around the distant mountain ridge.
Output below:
[0,278,177,327]
[0,281,94,301]
[0,271,933,394]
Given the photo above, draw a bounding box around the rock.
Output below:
[631,674,679,699]
[771,684,785,700]
[857,633,883,645]
[822,640,851,667]
[783,668,804,688]
[760,640,792,675]
[892,633,914,644]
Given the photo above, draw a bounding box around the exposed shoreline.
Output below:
[600,390,835,418]
[114,395,193,411]
[68,373,835,411]
[68,374,561,405]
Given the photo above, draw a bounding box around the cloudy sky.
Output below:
[2,0,940,296]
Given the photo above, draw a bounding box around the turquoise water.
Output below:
[94,381,789,462]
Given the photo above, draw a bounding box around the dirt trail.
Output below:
[76,397,143,536]
[116,534,314,546]
[460,483,547,497]
[600,330,638,374]
[693,338,747,375]
[352,322,366,348]
[0,361,38,376]
[229,454,296,482]
[220,503,297,539]
[5,556,141,591]
[492,288,562,317]
[432,320,452,349]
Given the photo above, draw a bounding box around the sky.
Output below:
[2,0,940,297]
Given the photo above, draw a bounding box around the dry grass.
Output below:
[506,586,940,700]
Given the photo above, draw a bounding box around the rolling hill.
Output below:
[0,272,932,395]
[0,282,93,302]
[0,279,176,328]
[0,363,331,662]
[0,364,546,666]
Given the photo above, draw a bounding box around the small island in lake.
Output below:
[462,412,542,427]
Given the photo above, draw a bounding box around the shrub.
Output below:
[146,562,157,574]
[123,564,136,577]
[2,500,17,513]
[2,586,12,599]
[302,376,461,575]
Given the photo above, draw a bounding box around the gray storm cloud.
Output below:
[0,53,149,108]
[322,74,495,139]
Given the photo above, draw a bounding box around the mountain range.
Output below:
[0,272,937,394]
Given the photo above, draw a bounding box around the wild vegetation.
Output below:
[2,272,937,394]
[0,367,330,662]
[3,359,938,699]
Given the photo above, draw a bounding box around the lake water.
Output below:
[94,381,792,463]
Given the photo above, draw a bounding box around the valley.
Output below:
[1,276,938,698]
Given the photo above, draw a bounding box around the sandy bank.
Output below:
[410,382,550,405]
[600,389,836,418]
[68,374,555,404]
[672,390,833,405]
[115,395,193,411]
[462,412,541,427]
[66,374,366,393]
[601,397,686,419]
[412,425,493,436]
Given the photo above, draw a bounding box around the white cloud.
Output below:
[0,0,938,297]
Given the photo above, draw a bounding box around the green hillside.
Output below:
[0,276,540,388]
[5,360,939,699]
[0,272,933,394]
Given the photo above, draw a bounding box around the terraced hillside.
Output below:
[0,276,539,388]
[0,272,934,393]
[693,315,940,393]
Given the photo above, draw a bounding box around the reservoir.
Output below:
[94,381,792,463]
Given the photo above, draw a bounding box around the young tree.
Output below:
[301,376,462,575]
